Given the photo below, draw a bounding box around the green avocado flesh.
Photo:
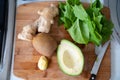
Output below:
[57,39,84,76]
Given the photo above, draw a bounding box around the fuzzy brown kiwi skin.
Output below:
[32,33,57,58]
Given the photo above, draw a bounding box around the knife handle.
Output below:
[89,74,96,80]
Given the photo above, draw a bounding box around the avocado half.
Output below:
[57,39,84,76]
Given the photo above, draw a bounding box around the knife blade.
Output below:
[89,41,110,80]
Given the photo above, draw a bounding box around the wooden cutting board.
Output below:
[14,2,111,80]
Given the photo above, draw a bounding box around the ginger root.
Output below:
[18,4,58,41]
[36,4,59,33]
[18,25,37,41]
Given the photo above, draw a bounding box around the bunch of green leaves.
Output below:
[59,0,113,46]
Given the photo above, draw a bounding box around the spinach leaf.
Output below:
[67,19,89,44]
[60,17,72,29]
[93,13,103,32]
[73,4,88,21]
[90,0,103,11]
[101,16,114,43]
[67,0,80,5]
[64,3,76,23]
[59,2,66,25]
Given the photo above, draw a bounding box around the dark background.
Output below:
[0,0,8,63]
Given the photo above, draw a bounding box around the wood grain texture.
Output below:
[14,2,111,80]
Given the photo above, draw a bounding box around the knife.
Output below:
[89,41,110,80]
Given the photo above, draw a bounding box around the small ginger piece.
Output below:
[18,25,37,41]
[38,56,48,70]
[36,4,59,33]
